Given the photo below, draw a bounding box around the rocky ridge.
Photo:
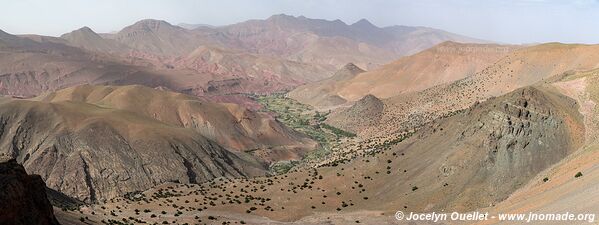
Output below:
[0,159,60,225]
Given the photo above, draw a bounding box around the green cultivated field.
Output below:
[255,94,356,167]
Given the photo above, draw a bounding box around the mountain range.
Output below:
[3,13,597,225]
[3,14,484,97]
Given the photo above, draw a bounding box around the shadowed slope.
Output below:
[0,159,60,225]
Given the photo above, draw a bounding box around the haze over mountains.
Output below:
[2,12,599,225]
[1,14,485,101]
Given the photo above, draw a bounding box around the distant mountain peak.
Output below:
[0,29,12,37]
[135,18,171,24]
[129,19,175,31]
[0,32,8,40]
[78,26,94,32]
[332,19,346,25]
[351,18,377,29]
[60,26,102,40]
[177,23,215,30]
[329,63,366,81]
[268,13,296,20]
[72,26,98,35]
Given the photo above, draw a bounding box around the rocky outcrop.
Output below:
[0,159,60,225]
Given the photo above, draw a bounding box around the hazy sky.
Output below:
[1,0,598,44]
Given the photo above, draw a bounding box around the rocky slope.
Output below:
[0,159,60,225]
[0,91,270,203]
[477,69,599,224]
[374,86,584,211]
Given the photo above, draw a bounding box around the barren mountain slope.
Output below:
[287,63,366,109]
[336,42,519,101]
[111,19,206,56]
[57,24,333,95]
[170,45,330,95]
[325,86,583,213]
[290,42,517,109]
[36,85,317,160]
[60,26,131,55]
[0,94,267,203]
[329,43,599,137]
[70,85,583,224]
[0,29,180,97]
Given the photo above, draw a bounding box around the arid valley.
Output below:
[1,1,599,225]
